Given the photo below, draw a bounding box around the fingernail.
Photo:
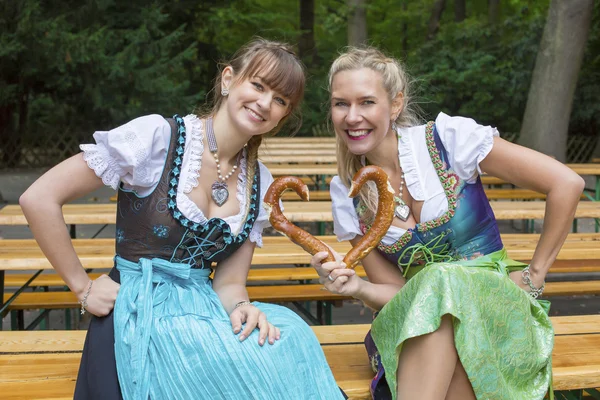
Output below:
[259,340,264,346]
[239,335,246,342]
[341,263,347,268]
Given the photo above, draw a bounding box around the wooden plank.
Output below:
[261,155,337,164]
[1,336,600,397]
[2,234,600,271]
[2,315,596,354]
[6,258,600,288]
[5,280,600,310]
[2,200,600,225]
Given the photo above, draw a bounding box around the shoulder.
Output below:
[434,111,499,140]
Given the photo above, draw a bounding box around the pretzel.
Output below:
[263,165,395,269]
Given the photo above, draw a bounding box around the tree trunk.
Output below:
[402,0,408,58]
[299,0,316,66]
[518,0,594,162]
[455,0,466,22]
[427,0,447,40]
[298,0,317,67]
[347,0,367,46]
[0,105,15,168]
[488,0,500,24]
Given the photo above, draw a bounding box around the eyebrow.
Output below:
[332,95,378,101]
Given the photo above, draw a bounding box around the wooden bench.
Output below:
[2,201,600,225]
[0,315,599,399]
[3,233,600,271]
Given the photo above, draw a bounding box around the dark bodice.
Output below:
[114,115,261,270]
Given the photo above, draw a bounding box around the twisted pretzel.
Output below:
[263,165,395,269]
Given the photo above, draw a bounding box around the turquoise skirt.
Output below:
[113,256,344,399]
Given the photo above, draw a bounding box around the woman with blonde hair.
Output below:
[310,46,584,399]
[20,38,346,400]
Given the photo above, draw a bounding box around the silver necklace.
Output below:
[205,117,240,207]
[394,173,410,221]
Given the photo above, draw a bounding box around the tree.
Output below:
[455,0,466,22]
[427,0,447,40]
[518,0,594,161]
[488,0,500,24]
[299,0,317,66]
[347,0,367,46]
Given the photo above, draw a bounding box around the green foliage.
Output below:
[410,12,545,134]
[1,0,597,161]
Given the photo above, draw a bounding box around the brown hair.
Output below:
[328,46,421,224]
[202,38,306,227]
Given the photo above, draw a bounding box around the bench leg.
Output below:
[10,311,17,330]
[572,219,578,233]
[17,310,25,330]
[554,389,583,400]
[65,308,71,330]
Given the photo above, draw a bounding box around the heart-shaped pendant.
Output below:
[211,181,229,207]
[395,204,410,221]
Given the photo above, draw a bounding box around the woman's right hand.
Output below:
[310,251,362,297]
[77,274,120,317]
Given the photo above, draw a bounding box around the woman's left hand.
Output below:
[509,268,546,296]
[229,304,281,346]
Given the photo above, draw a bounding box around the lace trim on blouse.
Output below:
[79,143,124,190]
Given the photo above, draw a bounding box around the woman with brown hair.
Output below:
[20,39,345,400]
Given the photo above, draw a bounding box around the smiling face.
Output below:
[330,68,400,155]
[224,69,291,137]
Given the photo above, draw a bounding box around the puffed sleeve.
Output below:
[435,112,499,182]
[249,161,280,248]
[330,176,361,241]
[79,114,171,191]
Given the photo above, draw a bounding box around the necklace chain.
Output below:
[206,117,239,182]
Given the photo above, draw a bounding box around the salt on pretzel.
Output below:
[263,165,395,269]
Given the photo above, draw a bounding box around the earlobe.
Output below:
[392,92,404,117]
[221,66,234,93]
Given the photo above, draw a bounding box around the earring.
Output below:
[221,88,229,96]
[391,120,399,131]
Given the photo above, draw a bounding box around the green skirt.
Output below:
[371,249,553,400]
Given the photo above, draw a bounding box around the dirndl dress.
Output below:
[74,115,345,399]
[360,122,553,400]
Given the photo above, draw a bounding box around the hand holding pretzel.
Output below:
[263,165,395,269]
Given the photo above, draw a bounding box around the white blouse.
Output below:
[331,112,499,245]
[80,114,274,247]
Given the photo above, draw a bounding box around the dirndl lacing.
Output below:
[113,256,211,400]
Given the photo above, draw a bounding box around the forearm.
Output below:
[354,280,403,311]
[530,178,585,277]
[20,199,90,297]
[212,283,250,315]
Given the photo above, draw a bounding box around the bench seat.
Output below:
[0,315,599,399]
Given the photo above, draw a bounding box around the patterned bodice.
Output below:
[359,122,503,273]
[114,115,261,270]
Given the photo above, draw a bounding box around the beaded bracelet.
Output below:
[79,280,94,315]
[521,266,545,299]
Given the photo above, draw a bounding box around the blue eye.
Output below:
[334,102,348,107]
[275,97,287,106]
[252,82,263,90]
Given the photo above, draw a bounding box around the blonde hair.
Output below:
[201,38,305,225]
[328,46,421,224]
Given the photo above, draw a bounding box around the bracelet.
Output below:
[521,266,545,299]
[79,280,94,315]
[234,300,252,310]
